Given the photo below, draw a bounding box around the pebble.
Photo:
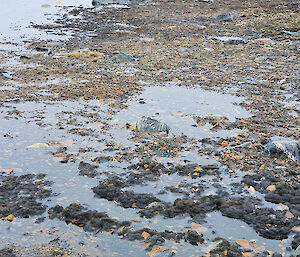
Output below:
[210,36,247,44]
[213,14,234,22]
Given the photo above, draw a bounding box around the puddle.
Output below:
[204,212,292,254]
[0,217,148,257]
[0,0,89,45]
[0,93,293,255]
[0,100,151,255]
[0,0,153,48]
[109,85,251,145]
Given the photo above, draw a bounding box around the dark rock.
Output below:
[219,197,298,239]
[0,173,52,218]
[92,178,161,209]
[184,230,204,245]
[209,239,242,256]
[292,233,300,250]
[140,195,220,219]
[92,0,101,7]
[220,197,258,219]
[35,46,49,52]
[20,55,30,59]
[35,216,46,224]
[48,203,130,232]
[48,204,204,248]
[78,161,98,178]
[128,161,167,176]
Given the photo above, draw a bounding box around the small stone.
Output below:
[266,185,276,191]
[213,14,234,22]
[285,211,294,218]
[210,36,247,44]
[35,46,48,52]
[20,55,30,59]
[27,143,50,148]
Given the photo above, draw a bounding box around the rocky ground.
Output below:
[0,0,299,256]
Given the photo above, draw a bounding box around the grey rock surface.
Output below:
[264,136,300,161]
[130,117,170,133]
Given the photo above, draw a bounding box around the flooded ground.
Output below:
[0,0,299,256]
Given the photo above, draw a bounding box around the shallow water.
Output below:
[0,93,293,255]
[0,0,90,45]
[0,1,297,255]
[204,212,292,253]
[108,85,251,146]
[0,0,151,47]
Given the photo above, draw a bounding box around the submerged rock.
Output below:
[209,240,242,256]
[130,117,170,133]
[263,137,300,161]
[78,161,98,178]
